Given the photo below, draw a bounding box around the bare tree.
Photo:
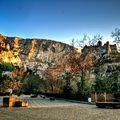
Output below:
[76,34,88,48]
[90,34,103,46]
[70,38,76,47]
[76,34,103,49]
[111,28,120,50]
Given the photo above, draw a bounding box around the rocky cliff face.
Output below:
[0,34,80,78]
[0,34,120,79]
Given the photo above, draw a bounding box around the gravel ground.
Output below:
[0,96,120,120]
[0,104,120,120]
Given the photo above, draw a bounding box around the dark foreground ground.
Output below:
[0,104,120,120]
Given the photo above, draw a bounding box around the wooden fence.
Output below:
[91,92,113,102]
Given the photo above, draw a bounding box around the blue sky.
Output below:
[0,0,120,44]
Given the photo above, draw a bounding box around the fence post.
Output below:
[104,92,106,102]
[95,92,97,102]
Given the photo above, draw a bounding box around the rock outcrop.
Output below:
[0,34,80,78]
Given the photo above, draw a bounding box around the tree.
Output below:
[93,64,120,95]
[62,72,78,98]
[76,34,88,49]
[76,34,103,49]
[89,35,103,46]
[0,63,14,81]
[111,28,120,51]
[70,38,76,47]
[44,67,65,93]
[0,63,15,93]
[65,46,96,99]
[93,73,111,93]
[20,69,47,94]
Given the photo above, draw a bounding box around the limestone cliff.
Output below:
[0,34,80,78]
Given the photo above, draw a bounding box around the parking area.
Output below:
[0,95,80,108]
[21,97,80,108]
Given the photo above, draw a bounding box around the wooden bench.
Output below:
[96,102,120,108]
[14,101,28,107]
[3,97,28,107]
